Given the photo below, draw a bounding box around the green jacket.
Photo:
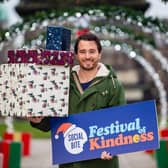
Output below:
[31,63,126,168]
[69,63,125,114]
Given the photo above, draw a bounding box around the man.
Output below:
[29,33,126,168]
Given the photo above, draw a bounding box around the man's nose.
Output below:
[85,51,91,58]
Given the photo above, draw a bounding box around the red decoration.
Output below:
[160,128,168,138]
[3,132,13,141]
[0,141,10,168]
[3,132,32,156]
[144,149,154,154]
[21,132,31,156]
[76,28,90,37]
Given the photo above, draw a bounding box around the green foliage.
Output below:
[0,5,167,52]
[162,0,168,2]
[0,119,50,139]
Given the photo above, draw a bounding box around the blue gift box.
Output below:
[46,26,71,51]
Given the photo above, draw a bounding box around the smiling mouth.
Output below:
[84,60,93,63]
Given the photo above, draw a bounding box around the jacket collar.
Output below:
[72,63,110,77]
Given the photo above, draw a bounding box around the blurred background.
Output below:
[0,0,168,168]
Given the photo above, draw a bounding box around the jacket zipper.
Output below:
[72,72,84,95]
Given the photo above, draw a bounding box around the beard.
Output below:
[79,59,99,71]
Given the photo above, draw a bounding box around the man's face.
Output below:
[76,40,101,71]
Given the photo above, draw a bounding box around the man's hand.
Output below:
[26,117,44,123]
[101,151,113,160]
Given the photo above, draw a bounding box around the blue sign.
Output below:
[50,100,159,165]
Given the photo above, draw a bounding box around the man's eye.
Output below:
[89,50,96,54]
[78,50,96,54]
[79,51,86,54]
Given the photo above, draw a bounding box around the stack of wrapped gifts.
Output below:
[0,26,74,117]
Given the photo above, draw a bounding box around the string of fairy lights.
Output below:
[113,43,167,128]
[0,7,168,128]
[142,44,168,73]
[0,7,168,43]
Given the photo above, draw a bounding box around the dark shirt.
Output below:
[81,80,92,90]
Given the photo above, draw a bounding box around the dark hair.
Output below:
[74,33,102,54]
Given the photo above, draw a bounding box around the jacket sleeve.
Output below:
[108,78,126,107]
[30,117,51,132]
